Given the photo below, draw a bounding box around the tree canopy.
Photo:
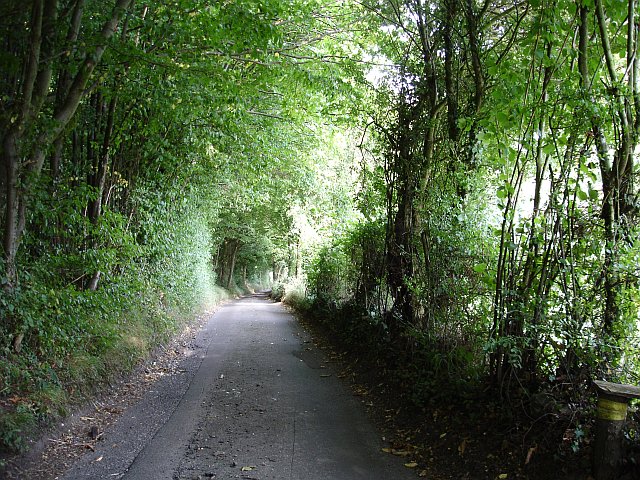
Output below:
[1,0,640,474]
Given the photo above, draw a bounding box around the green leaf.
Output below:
[577,189,588,201]
[473,263,487,274]
[496,111,509,126]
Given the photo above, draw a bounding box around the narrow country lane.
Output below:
[60,294,416,480]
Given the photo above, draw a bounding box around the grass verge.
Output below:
[0,282,233,465]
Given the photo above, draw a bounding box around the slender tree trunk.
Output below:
[443,0,458,141]
[386,100,418,334]
[226,241,239,290]
[2,129,20,290]
[50,0,85,181]
[88,95,117,224]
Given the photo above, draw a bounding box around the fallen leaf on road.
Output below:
[498,474,508,479]
[392,450,412,457]
[458,438,467,456]
[353,386,369,396]
[382,445,416,457]
[404,462,418,468]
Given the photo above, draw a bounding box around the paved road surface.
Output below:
[61,294,416,479]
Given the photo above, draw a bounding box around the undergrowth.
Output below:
[0,279,232,456]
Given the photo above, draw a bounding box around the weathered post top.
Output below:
[594,380,640,401]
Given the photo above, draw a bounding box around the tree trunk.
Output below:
[226,241,239,290]
[443,0,458,141]
[88,94,117,223]
[50,0,86,181]
[385,93,427,337]
[2,129,20,290]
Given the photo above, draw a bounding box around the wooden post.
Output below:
[593,380,640,480]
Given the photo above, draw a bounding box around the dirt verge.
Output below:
[291,309,597,480]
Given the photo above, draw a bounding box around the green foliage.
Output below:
[294,0,640,421]
[0,0,368,456]
[2,0,640,464]
[307,243,350,302]
[271,277,310,310]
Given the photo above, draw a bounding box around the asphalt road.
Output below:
[60,293,416,480]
